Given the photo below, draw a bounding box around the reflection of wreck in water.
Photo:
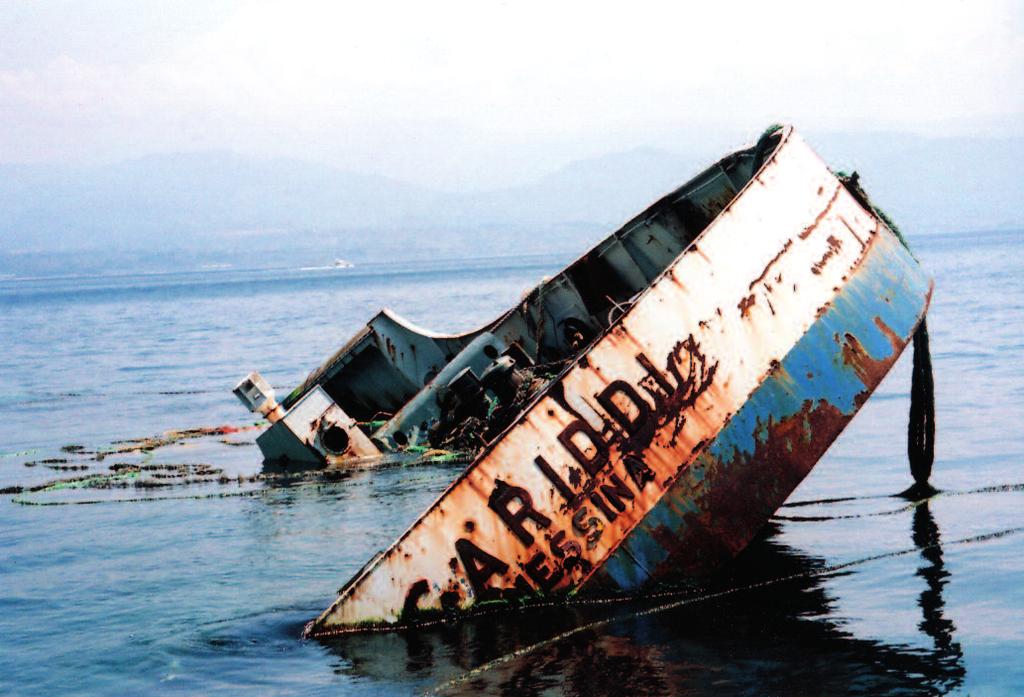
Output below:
[912,502,964,685]
[323,512,964,695]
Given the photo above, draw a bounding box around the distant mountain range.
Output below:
[1,132,1021,275]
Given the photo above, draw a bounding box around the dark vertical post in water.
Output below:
[908,319,936,491]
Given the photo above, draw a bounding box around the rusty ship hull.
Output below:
[234,126,932,635]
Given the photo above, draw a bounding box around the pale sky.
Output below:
[1,0,1021,189]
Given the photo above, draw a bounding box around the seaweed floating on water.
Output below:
[96,423,264,460]
[3,418,463,507]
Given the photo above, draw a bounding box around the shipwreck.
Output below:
[233,125,935,636]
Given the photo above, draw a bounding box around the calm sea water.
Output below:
[1,231,1022,696]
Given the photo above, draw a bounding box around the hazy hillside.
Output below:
[0,152,435,251]
[434,147,699,228]
[1,132,1021,276]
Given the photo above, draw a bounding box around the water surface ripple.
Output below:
[1,232,1021,695]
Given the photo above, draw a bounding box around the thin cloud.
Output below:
[0,0,1020,187]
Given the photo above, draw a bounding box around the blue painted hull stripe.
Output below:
[601,230,931,590]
